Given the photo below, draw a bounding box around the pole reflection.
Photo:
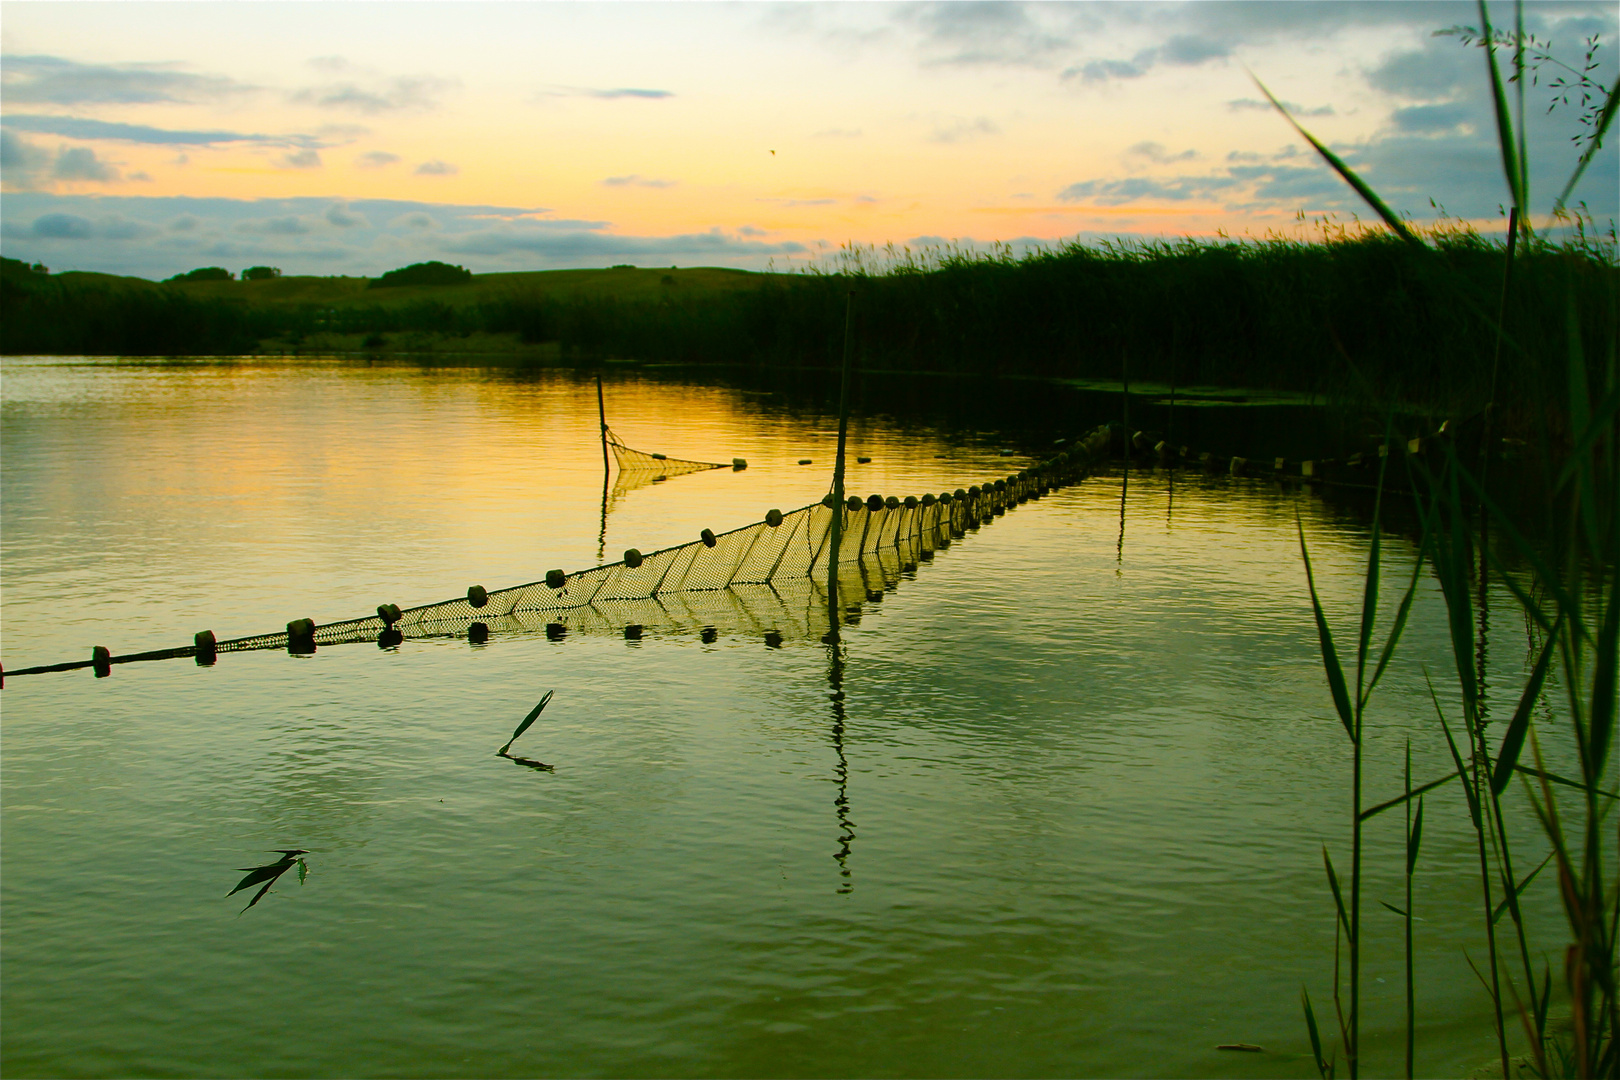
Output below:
[826,640,855,894]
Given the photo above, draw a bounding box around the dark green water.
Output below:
[0,357,1576,1077]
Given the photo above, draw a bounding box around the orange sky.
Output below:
[3,2,1614,277]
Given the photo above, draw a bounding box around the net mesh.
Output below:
[607,429,730,478]
[5,427,1113,674]
[212,427,1112,652]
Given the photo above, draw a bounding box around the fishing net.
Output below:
[607,428,732,478]
[208,427,1111,654]
[4,427,1113,677]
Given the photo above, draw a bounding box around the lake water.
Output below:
[0,356,1574,1077]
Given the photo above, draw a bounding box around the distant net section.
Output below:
[607,428,733,479]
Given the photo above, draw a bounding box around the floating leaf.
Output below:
[499,689,554,756]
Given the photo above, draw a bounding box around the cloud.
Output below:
[356,151,401,168]
[1126,141,1198,165]
[293,75,456,113]
[280,149,322,169]
[1,129,52,188]
[928,116,999,143]
[415,160,458,176]
[2,211,153,241]
[1390,102,1473,134]
[582,87,674,99]
[168,214,201,232]
[52,146,121,183]
[601,174,677,188]
[25,212,93,238]
[1158,34,1230,66]
[0,53,251,105]
[436,226,804,259]
[904,2,1086,68]
[390,211,438,229]
[1059,174,1240,205]
[1065,58,1149,84]
[0,114,320,147]
[1227,98,1335,117]
[325,202,368,228]
[757,197,836,207]
[239,215,312,235]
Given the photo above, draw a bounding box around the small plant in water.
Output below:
[498,689,555,771]
[227,849,309,912]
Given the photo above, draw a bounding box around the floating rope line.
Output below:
[1120,417,1464,486]
[2,427,1118,682]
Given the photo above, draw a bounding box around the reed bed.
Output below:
[1285,4,1616,1075]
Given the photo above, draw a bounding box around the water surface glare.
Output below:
[2,357,1567,1078]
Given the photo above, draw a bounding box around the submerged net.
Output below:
[4,427,1114,677]
[212,425,1113,652]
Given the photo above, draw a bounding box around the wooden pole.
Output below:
[596,371,610,476]
[826,291,855,640]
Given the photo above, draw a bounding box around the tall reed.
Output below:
[1280,1,1617,1073]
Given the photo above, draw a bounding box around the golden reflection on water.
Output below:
[1,356,1562,1079]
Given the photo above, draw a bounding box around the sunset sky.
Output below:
[2,1,1615,279]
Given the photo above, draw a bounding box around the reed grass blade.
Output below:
[1492,853,1553,925]
[1302,987,1333,1079]
[1367,542,1426,700]
[1323,846,1352,940]
[1250,74,1423,250]
[1490,617,1561,795]
[1298,515,1356,741]
[499,689,554,756]
[1408,797,1424,877]
[1476,0,1526,216]
[1429,670,1484,827]
[1359,772,1459,821]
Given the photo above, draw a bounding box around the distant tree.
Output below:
[610,264,637,270]
[30,262,48,275]
[367,261,473,289]
[168,267,233,282]
[242,266,282,281]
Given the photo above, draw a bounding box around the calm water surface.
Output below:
[1,357,1574,1077]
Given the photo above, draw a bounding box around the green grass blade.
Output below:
[1552,73,1620,219]
[499,689,554,756]
[1408,796,1425,877]
[1492,852,1553,925]
[1381,900,1409,918]
[1476,0,1525,215]
[1302,987,1333,1079]
[1323,845,1353,940]
[1251,73,1424,250]
[1299,513,1357,741]
[1360,771,1459,821]
[1429,669,1483,827]
[1367,539,1427,700]
[1554,383,1620,493]
[1356,474,1384,705]
[1491,616,1561,795]
[1513,764,1618,801]
[1588,569,1618,780]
